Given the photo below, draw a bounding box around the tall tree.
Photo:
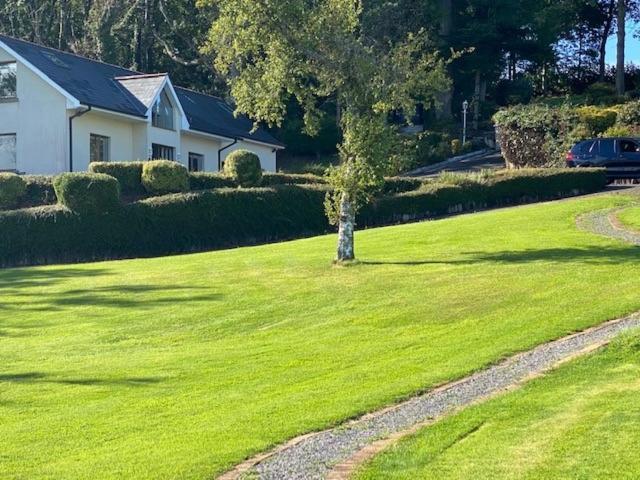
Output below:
[617,0,627,95]
[203,0,449,262]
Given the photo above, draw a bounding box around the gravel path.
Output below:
[577,207,640,245]
[222,206,640,480]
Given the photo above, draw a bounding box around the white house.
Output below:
[0,34,284,175]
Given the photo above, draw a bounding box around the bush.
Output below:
[576,106,617,136]
[23,176,56,207]
[224,150,262,187]
[141,160,189,195]
[189,172,236,190]
[616,100,640,126]
[52,172,120,215]
[451,139,462,155]
[584,82,618,105]
[381,177,425,195]
[601,125,634,137]
[261,172,326,186]
[0,173,26,209]
[89,162,145,195]
[494,104,578,168]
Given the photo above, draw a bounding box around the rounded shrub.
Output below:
[224,150,262,187]
[141,160,189,195]
[616,100,640,127]
[0,173,27,210]
[53,172,120,215]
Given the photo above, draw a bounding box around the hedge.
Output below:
[0,169,606,267]
[89,162,145,195]
[23,176,56,207]
[0,173,26,209]
[189,172,236,190]
[224,150,263,187]
[261,172,326,186]
[360,168,606,224]
[52,172,121,215]
[142,160,190,194]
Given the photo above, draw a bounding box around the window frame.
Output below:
[188,152,204,172]
[89,134,111,163]
[151,90,175,131]
[0,133,17,171]
[152,143,175,161]
[0,61,17,100]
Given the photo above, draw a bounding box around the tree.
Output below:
[617,0,626,95]
[203,0,449,262]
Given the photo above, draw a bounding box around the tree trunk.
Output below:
[436,0,453,120]
[599,0,616,81]
[335,192,355,262]
[472,70,480,130]
[617,0,626,96]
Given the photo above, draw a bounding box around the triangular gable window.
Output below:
[152,90,174,130]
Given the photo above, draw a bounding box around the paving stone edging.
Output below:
[219,207,640,480]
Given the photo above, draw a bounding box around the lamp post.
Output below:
[462,100,469,146]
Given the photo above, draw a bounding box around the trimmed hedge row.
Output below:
[0,185,329,267]
[360,168,606,224]
[0,169,607,267]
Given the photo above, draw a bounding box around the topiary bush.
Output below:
[53,172,120,215]
[141,160,189,195]
[89,162,145,195]
[189,172,237,190]
[0,173,27,210]
[224,150,263,187]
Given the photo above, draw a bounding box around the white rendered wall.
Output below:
[0,47,67,174]
[180,133,222,172]
[71,111,141,171]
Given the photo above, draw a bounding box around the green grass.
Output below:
[356,332,640,479]
[616,205,640,232]
[3,194,640,479]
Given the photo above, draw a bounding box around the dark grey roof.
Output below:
[175,87,284,147]
[0,34,283,147]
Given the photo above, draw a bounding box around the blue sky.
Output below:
[605,21,640,64]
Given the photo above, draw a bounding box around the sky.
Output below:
[605,20,640,64]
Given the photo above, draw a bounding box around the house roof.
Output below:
[0,34,284,148]
[116,74,167,109]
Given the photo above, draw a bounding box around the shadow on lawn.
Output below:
[362,245,640,267]
[0,372,163,387]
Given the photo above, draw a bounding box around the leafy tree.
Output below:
[202,0,449,261]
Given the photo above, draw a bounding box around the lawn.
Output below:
[355,332,640,480]
[2,194,640,479]
[616,205,640,232]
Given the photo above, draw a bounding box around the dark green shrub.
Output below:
[23,176,56,207]
[381,177,424,195]
[584,82,618,105]
[576,106,617,136]
[261,172,326,186]
[53,172,120,215]
[89,162,145,194]
[141,160,189,195]
[224,150,262,187]
[0,173,26,209]
[189,172,237,190]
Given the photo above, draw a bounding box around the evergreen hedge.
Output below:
[89,162,145,194]
[0,169,606,268]
[0,173,26,209]
[52,173,120,215]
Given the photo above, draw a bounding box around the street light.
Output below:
[462,100,469,146]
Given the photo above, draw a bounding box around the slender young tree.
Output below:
[202,0,449,262]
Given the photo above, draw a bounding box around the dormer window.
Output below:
[0,62,17,99]
[152,90,174,130]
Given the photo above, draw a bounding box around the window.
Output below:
[620,139,640,153]
[90,134,110,163]
[152,143,175,161]
[0,134,16,170]
[0,62,17,99]
[598,139,616,156]
[188,152,204,172]
[152,90,174,130]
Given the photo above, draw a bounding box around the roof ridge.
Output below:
[0,33,141,75]
[115,73,168,81]
[174,85,226,102]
